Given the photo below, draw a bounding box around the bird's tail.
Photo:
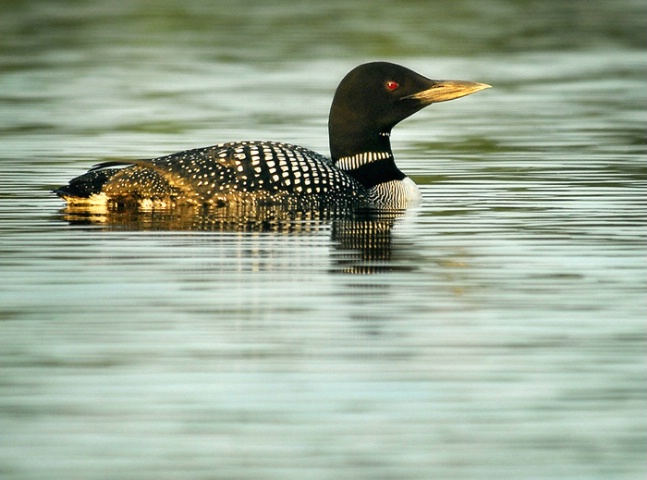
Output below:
[53,167,124,199]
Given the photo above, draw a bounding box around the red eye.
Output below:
[385,80,399,91]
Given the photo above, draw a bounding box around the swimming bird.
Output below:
[55,62,490,212]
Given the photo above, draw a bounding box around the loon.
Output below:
[55,62,490,212]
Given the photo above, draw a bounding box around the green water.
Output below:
[1,1,646,479]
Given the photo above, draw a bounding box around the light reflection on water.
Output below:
[1,0,646,479]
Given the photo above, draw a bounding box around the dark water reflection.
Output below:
[1,0,646,479]
[58,206,413,275]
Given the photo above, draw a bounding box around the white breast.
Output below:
[368,177,422,209]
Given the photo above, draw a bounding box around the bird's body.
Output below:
[55,62,489,212]
[64,141,370,212]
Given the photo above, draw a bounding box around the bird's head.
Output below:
[328,62,490,159]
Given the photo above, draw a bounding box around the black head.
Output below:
[328,62,490,160]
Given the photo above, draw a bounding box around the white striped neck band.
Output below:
[335,151,392,171]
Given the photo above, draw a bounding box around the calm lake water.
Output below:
[1,1,646,479]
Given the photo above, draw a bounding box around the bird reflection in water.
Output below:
[59,203,414,275]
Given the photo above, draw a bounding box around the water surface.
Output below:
[1,1,646,479]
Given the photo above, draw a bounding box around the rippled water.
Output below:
[1,1,646,479]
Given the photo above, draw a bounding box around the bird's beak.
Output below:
[403,80,491,104]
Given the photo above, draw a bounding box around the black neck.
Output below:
[328,99,405,188]
[344,157,406,189]
[329,127,393,162]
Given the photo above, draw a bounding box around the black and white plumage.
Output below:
[55,62,490,212]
